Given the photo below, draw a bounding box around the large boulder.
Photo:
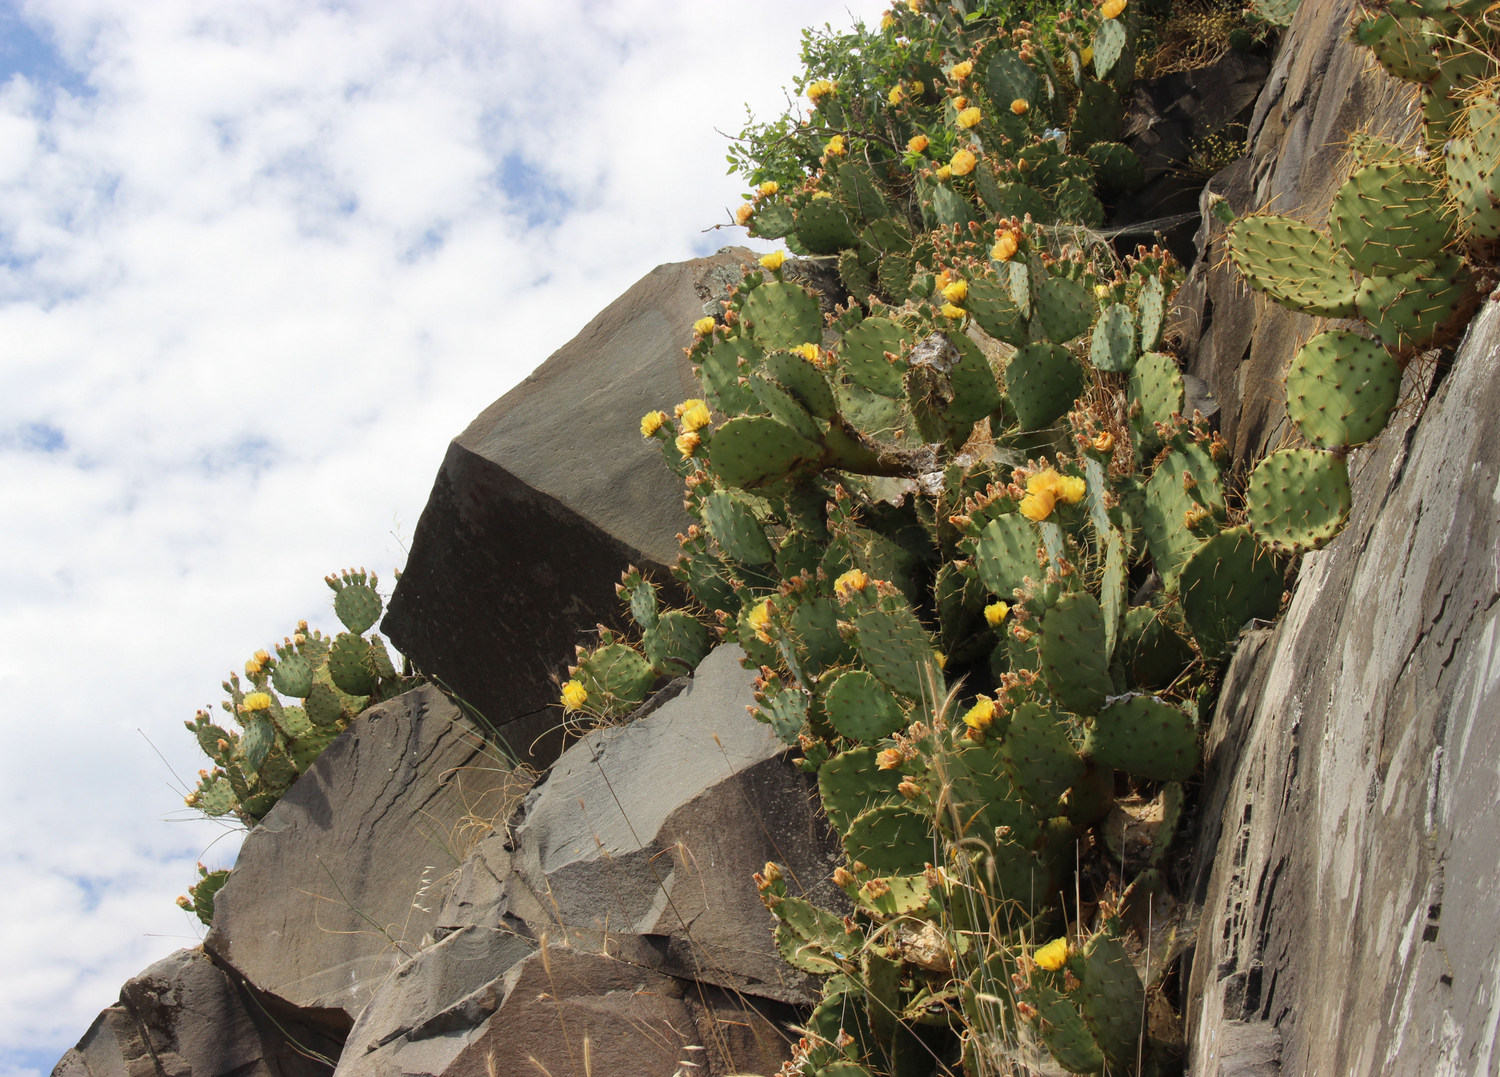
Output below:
[52,947,341,1077]
[382,248,755,765]
[205,685,519,1037]
[1185,300,1500,1073]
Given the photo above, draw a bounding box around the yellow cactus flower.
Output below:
[675,431,701,458]
[1056,475,1087,503]
[935,651,947,669]
[735,202,753,225]
[680,400,712,432]
[949,59,974,80]
[242,692,272,712]
[693,316,716,337]
[881,12,896,30]
[985,601,1010,626]
[759,250,786,271]
[254,649,270,665]
[908,133,930,154]
[757,180,779,197]
[1092,430,1115,453]
[834,567,871,598]
[640,410,667,437]
[956,106,982,128]
[1095,283,1112,299]
[807,79,836,103]
[244,657,263,676]
[825,134,847,157]
[675,397,704,418]
[1019,490,1056,522]
[907,0,921,11]
[962,697,996,731]
[889,84,907,105]
[1081,46,1095,65]
[877,747,905,770]
[560,680,588,711]
[941,279,969,303]
[992,229,1020,261]
[1034,937,1071,971]
[748,598,774,644]
[941,302,967,319]
[953,95,969,110]
[898,779,922,799]
[950,147,977,175]
[1102,0,1126,17]
[935,164,953,181]
[791,342,821,363]
[1011,98,1029,115]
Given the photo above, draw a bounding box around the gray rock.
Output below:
[1186,302,1500,1073]
[205,686,520,1036]
[51,948,340,1077]
[383,248,757,765]
[508,644,845,1005]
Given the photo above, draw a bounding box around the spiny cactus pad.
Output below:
[741,280,824,349]
[1226,214,1360,318]
[1244,447,1352,554]
[974,514,1044,601]
[1086,694,1199,781]
[1327,160,1454,275]
[840,316,912,398]
[819,745,904,834]
[702,489,774,564]
[1005,342,1086,430]
[843,802,933,873]
[1078,930,1146,1067]
[853,606,941,702]
[824,669,907,742]
[1039,592,1111,716]
[1001,702,1086,810]
[707,416,821,488]
[1089,302,1137,373]
[1284,330,1401,448]
[1354,253,1474,350]
[1180,527,1284,656]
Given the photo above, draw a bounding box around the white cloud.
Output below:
[0,0,888,1062]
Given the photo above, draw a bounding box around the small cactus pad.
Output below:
[975,514,1045,600]
[328,632,376,697]
[699,336,759,416]
[819,745,904,834]
[741,280,823,350]
[1040,592,1112,716]
[707,416,821,488]
[1141,443,1223,585]
[1089,302,1138,373]
[1244,448,1352,554]
[644,610,713,675]
[1079,930,1146,1067]
[1001,702,1086,810]
[1005,342,1086,431]
[843,802,933,874]
[1354,253,1475,351]
[1180,527,1284,657]
[839,316,911,398]
[1033,274,1093,344]
[1086,694,1199,781]
[702,489,775,564]
[853,606,942,702]
[1226,214,1360,318]
[271,654,314,698]
[1326,160,1453,275]
[966,275,1029,346]
[1137,272,1165,351]
[1129,350,1184,447]
[765,348,838,420]
[1025,985,1106,1073]
[824,669,907,742]
[333,583,382,635]
[575,642,655,709]
[1284,330,1401,448]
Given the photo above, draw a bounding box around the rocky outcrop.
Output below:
[204,686,518,1035]
[382,248,755,765]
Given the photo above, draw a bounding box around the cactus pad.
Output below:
[853,606,941,702]
[1078,930,1146,1067]
[1085,694,1198,781]
[966,275,1029,346]
[707,416,821,488]
[1001,701,1086,810]
[1244,447,1352,554]
[1005,342,1086,430]
[819,745,904,834]
[1089,302,1137,372]
[1354,253,1475,350]
[1033,274,1093,344]
[843,802,933,874]
[1226,215,1360,318]
[824,669,907,742]
[328,632,376,697]
[741,280,823,350]
[1284,330,1401,448]
[974,514,1044,601]
[702,489,774,564]
[1327,160,1453,275]
[1180,527,1283,657]
[1039,592,1112,716]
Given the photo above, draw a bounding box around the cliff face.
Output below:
[52,1,1500,1072]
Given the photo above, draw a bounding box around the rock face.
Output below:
[205,686,519,1035]
[382,248,755,765]
[52,947,341,1077]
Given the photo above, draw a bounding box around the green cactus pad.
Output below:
[1327,160,1453,275]
[1079,931,1146,1067]
[1354,253,1475,350]
[241,714,276,776]
[790,596,855,675]
[1285,330,1401,448]
[1101,526,1128,662]
[790,198,859,255]
[775,923,843,975]
[192,720,235,761]
[824,669,907,742]
[1445,102,1500,242]
[304,681,344,727]
[1026,984,1106,1073]
[853,874,935,918]
[1180,527,1284,656]
[1086,694,1198,781]
[765,348,838,420]
[699,336,759,416]
[1141,442,1223,585]
[1226,214,1360,318]
[862,216,912,255]
[1033,274,1093,344]
[287,726,339,772]
[1137,272,1165,351]
[272,703,315,741]
[1001,701,1086,810]
[367,635,397,680]
[1005,342,1086,431]
[334,583,382,635]
[1128,350,1184,451]
[819,745,905,834]
[1040,592,1112,716]
[853,606,941,703]
[1244,447,1352,554]
[707,415,821,488]
[982,180,1049,222]
[965,275,1029,346]
[1089,302,1137,373]
[975,514,1044,600]
[837,161,888,219]
[1092,17,1128,78]
[328,632,376,696]
[943,332,1004,425]
[749,370,823,443]
[1069,78,1123,149]
[575,642,655,709]
[930,182,977,228]
[644,611,713,676]
[985,47,1038,106]
[1054,176,1105,226]
[741,280,823,350]
[1087,141,1144,195]
[186,867,231,926]
[839,316,911,398]
[195,776,238,817]
[702,489,774,565]
[1353,8,1439,82]
[844,802,933,874]
[751,679,806,745]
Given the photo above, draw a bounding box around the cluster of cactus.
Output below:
[1224,0,1497,558]
[178,569,415,925]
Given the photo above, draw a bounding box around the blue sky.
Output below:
[0,0,886,1070]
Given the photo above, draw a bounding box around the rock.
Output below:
[1186,302,1500,1073]
[507,643,845,1005]
[382,248,757,766]
[51,947,341,1077]
[205,685,520,1037]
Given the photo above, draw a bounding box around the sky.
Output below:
[0,0,888,1070]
